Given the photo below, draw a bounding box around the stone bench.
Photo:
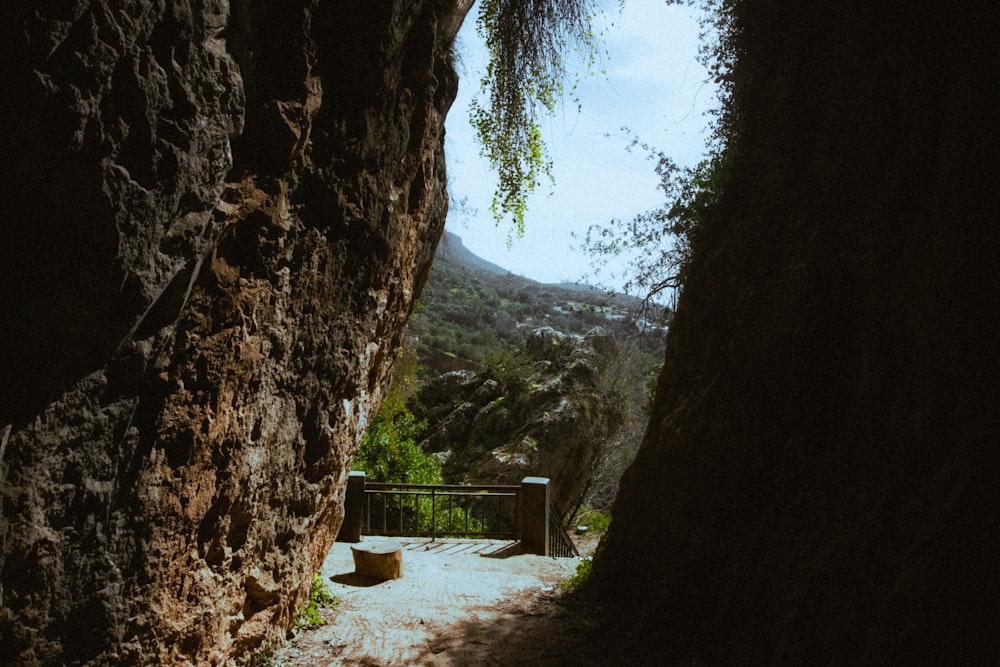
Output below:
[350,541,403,580]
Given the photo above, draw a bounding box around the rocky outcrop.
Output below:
[592,3,1000,663]
[0,1,471,664]
[414,328,625,515]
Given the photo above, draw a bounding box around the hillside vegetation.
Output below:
[407,232,667,369]
[363,232,667,516]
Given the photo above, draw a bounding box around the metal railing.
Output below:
[548,505,581,558]
[362,482,520,540]
[340,473,577,557]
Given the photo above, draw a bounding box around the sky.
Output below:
[443,0,719,291]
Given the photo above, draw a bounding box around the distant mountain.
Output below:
[408,231,668,374]
[433,231,653,311]
[434,231,509,276]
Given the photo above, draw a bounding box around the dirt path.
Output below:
[271,537,611,666]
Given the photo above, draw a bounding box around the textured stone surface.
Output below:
[0,0,471,664]
[414,328,624,515]
[592,3,1000,663]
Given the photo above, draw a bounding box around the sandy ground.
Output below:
[270,536,613,666]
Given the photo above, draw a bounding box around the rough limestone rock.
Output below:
[592,3,1000,663]
[414,328,624,515]
[0,1,472,664]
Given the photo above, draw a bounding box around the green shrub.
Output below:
[295,573,338,630]
[563,556,593,592]
[354,364,441,485]
[481,348,537,396]
[366,492,490,537]
[575,507,612,533]
[354,411,440,484]
[417,495,487,536]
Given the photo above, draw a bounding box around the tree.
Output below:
[570,1,732,309]
[470,0,602,237]
[578,140,726,307]
[353,351,441,484]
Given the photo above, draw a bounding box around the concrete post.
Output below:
[519,476,550,556]
[337,471,366,542]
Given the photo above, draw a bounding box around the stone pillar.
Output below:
[337,471,367,542]
[519,477,550,556]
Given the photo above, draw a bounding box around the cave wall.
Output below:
[594,3,1000,663]
[0,0,471,664]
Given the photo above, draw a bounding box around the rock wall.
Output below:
[0,0,471,664]
[593,3,1000,663]
[414,328,625,515]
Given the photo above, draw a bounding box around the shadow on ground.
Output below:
[329,572,384,588]
[403,590,653,667]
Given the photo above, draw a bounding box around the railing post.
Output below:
[337,471,366,542]
[518,477,550,556]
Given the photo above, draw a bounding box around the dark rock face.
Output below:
[0,1,471,664]
[414,328,624,515]
[593,4,1000,663]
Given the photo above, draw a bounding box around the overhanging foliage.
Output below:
[471,0,604,237]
